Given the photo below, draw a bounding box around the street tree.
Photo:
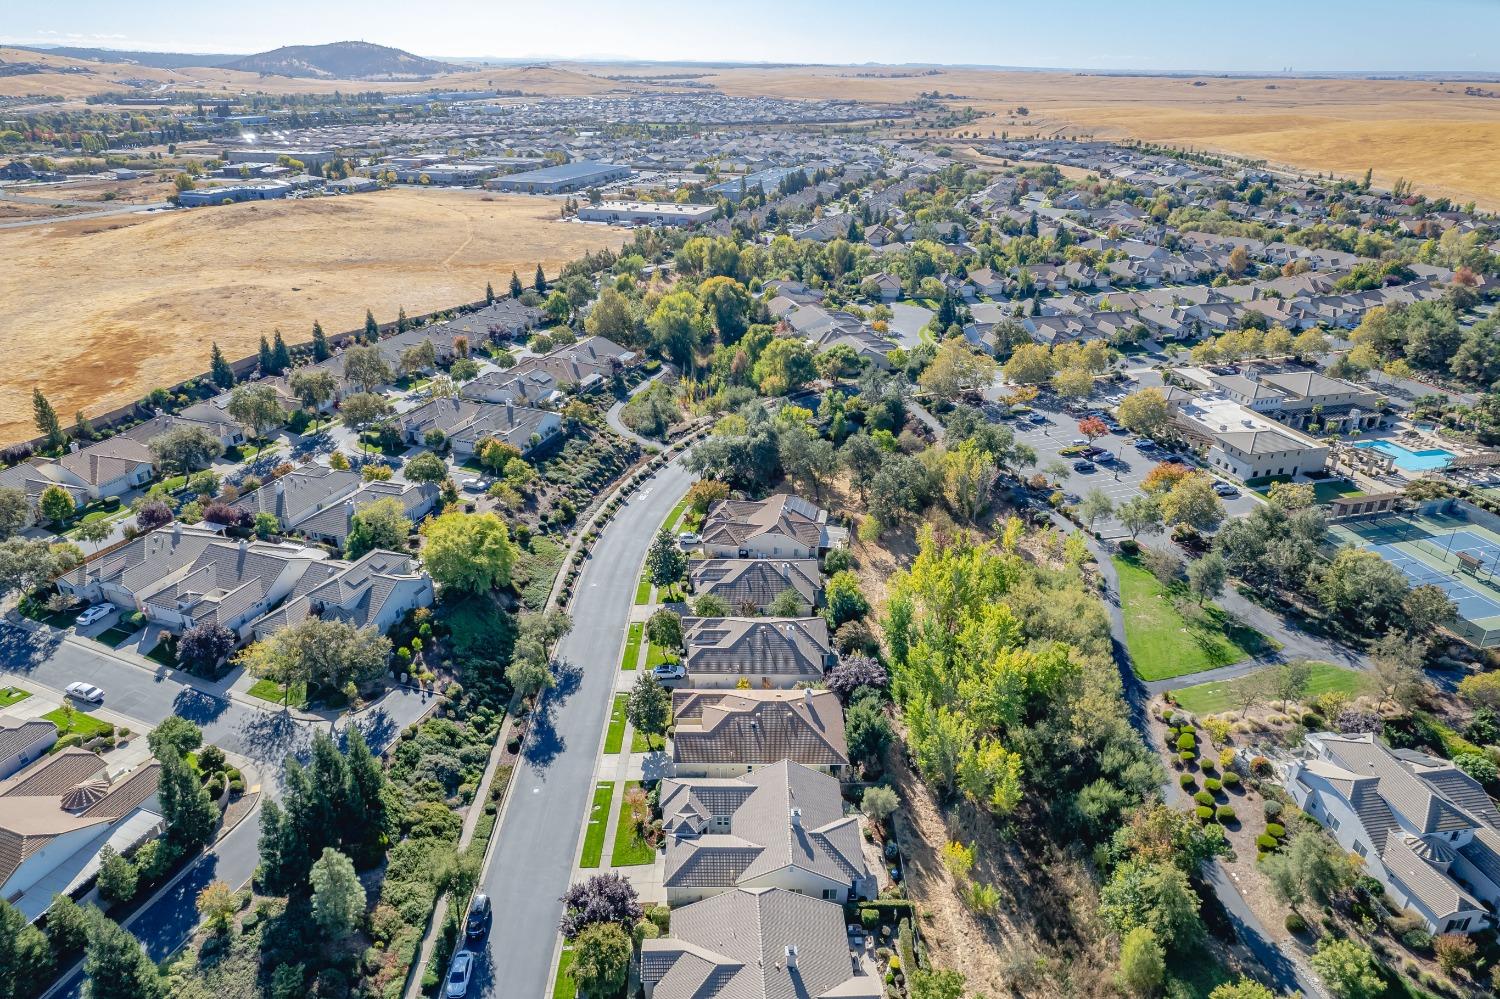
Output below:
[626,672,670,750]
[1079,489,1115,530]
[570,922,632,999]
[644,528,687,590]
[226,384,285,451]
[1117,495,1163,538]
[82,908,164,999]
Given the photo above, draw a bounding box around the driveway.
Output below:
[887,302,933,349]
[469,458,693,999]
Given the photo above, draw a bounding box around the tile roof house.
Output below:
[0,749,162,920]
[671,688,848,778]
[0,716,57,780]
[516,335,639,395]
[689,559,821,615]
[701,494,837,559]
[641,887,880,999]
[659,760,874,904]
[1282,732,1500,934]
[249,548,433,640]
[682,617,835,689]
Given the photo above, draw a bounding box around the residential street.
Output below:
[0,620,432,999]
[470,458,693,999]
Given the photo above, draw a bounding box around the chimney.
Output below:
[790,807,801,828]
[273,478,285,497]
[238,538,249,553]
[785,945,798,970]
[506,400,515,423]
[68,441,80,453]
[172,521,182,540]
[804,687,813,705]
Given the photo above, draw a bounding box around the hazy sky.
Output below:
[9,0,1499,72]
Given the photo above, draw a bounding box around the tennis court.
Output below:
[1331,511,1500,646]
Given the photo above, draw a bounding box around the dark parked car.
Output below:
[465,894,491,940]
[1072,460,1096,473]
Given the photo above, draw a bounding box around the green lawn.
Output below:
[578,781,616,868]
[1313,479,1363,504]
[633,572,653,606]
[620,622,644,671]
[1114,556,1277,681]
[0,686,31,708]
[609,780,656,867]
[44,708,113,739]
[246,679,309,709]
[604,695,628,754]
[93,625,137,648]
[633,496,693,606]
[645,643,677,669]
[630,727,661,754]
[1172,662,1370,715]
[552,947,576,999]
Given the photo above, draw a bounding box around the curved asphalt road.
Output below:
[468,457,692,999]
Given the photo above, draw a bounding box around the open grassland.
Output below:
[0,188,625,445]
[699,66,1500,210]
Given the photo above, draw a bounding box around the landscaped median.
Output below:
[1113,554,1278,681]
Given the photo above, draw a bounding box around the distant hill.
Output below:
[9,45,238,70]
[217,41,457,79]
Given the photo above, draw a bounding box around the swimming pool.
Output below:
[1352,439,1455,471]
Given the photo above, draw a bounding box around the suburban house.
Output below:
[434,299,544,343]
[513,335,639,394]
[0,716,57,780]
[670,688,848,778]
[658,760,874,905]
[249,548,433,640]
[641,888,880,999]
[398,398,562,457]
[0,436,157,521]
[231,466,437,550]
[701,494,842,559]
[681,617,835,689]
[231,466,363,532]
[124,411,247,450]
[1281,732,1500,935]
[57,523,226,609]
[460,367,563,407]
[0,749,162,920]
[689,558,822,615]
[134,537,328,639]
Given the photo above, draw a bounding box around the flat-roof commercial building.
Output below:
[177,183,292,207]
[576,200,718,226]
[225,148,336,170]
[485,160,630,194]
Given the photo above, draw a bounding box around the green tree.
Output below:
[1314,546,1409,635]
[1116,388,1170,438]
[1002,343,1055,385]
[1187,552,1227,605]
[346,497,410,558]
[270,330,291,372]
[1079,488,1116,530]
[309,847,365,940]
[646,608,683,650]
[209,341,235,388]
[824,570,868,626]
[534,264,547,293]
[0,486,30,540]
[195,880,238,932]
[918,340,997,402]
[940,438,999,522]
[1309,937,1382,999]
[148,425,223,475]
[364,308,379,341]
[861,785,898,824]
[845,689,894,766]
[226,384,285,450]
[288,368,338,423]
[510,270,523,298]
[1118,925,1166,996]
[752,337,816,396]
[34,387,66,451]
[83,907,165,999]
[420,511,515,593]
[157,744,218,847]
[571,922,631,999]
[626,672,670,750]
[239,618,390,700]
[96,846,138,904]
[0,896,54,996]
[766,587,804,617]
[404,451,448,484]
[311,321,329,361]
[1208,979,1277,999]
[645,528,687,590]
[1261,827,1355,908]
[908,968,967,999]
[147,716,202,757]
[1161,474,1226,531]
[39,484,76,526]
[338,391,394,454]
[647,290,707,369]
[698,275,751,342]
[258,335,274,374]
[341,344,393,393]
[1098,860,1202,951]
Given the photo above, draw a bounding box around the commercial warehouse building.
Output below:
[576,200,719,226]
[485,160,630,194]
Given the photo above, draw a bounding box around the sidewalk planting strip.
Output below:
[609,780,655,867]
[620,622,643,671]
[578,780,616,869]
[604,695,628,755]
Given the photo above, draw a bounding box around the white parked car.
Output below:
[460,478,486,493]
[1213,482,1240,497]
[651,663,686,682]
[65,682,104,703]
[75,604,114,627]
[677,531,701,547]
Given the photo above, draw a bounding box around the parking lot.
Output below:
[999,393,1262,538]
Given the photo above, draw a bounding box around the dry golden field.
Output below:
[0,189,625,444]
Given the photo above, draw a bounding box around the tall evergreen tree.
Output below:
[82,910,164,999]
[534,264,546,293]
[364,308,379,342]
[32,388,65,451]
[257,335,274,374]
[209,342,235,389]
[509,270,523,298]
[343,726,388,863]
[75,410,95,441]
[311,321,329,361]
[157,745,217,848]
[396,306,408,333]
[486,281,495,305]
[271,330,291,372]
[0,897,52,997]
[256,797,305,896]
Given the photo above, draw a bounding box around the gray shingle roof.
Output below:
[702,495,825,550]
[250,548,424,636]
[642,888,879,999]
[682,617,831,683]
[671,689,847,770]
[689,559,821,612]
[231,466,361,527]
